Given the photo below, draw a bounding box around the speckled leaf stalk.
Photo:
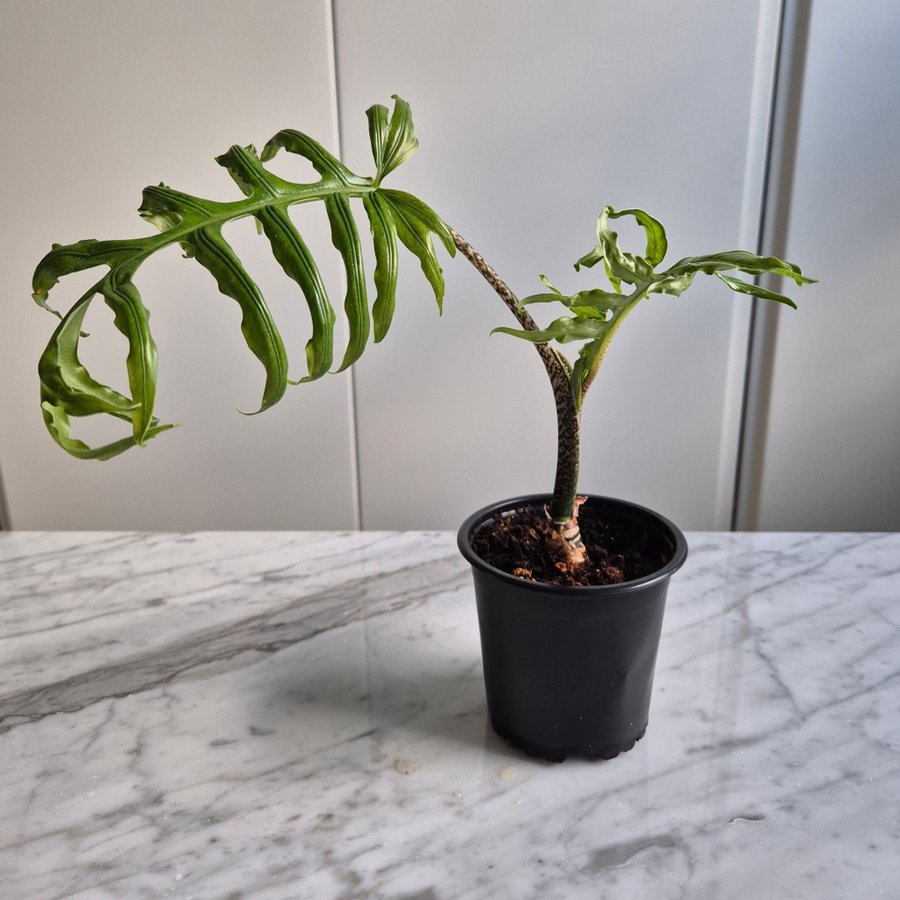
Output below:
[448,229,582,525]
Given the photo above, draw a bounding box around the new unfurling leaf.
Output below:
[497,206,814,406]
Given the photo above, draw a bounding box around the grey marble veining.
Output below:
[1,530,898,899]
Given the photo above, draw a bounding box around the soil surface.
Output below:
[470,499,674,587]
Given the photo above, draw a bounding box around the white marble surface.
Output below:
[1,530,898,899]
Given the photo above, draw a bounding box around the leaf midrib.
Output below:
[130,178,378,273]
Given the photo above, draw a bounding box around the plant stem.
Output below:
[448,227,582,524]
[579,287,647,398]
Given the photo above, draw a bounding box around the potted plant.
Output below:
[32,97,811,760]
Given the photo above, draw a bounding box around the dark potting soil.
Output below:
[470,499,674,587]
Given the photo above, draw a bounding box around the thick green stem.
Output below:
[448,227,581,525]
[549,400,580,522]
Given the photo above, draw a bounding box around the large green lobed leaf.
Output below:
[33,96,454,459]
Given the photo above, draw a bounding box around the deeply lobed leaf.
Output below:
[33,97,452,458]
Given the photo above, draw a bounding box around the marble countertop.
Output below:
[1,530,898,899]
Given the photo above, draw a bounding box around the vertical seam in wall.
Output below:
[713,0,784,531]
[326,0,363,531]
[731,0,810,530]
[730,0,787,531]
[0,462,11,530]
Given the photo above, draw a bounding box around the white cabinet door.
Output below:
[0,0,358,529]
[336,0,769,529]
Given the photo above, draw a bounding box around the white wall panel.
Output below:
[11,1,872,535]
[0,0,358,529]
[336,0,769,530]
[754,0,900,530]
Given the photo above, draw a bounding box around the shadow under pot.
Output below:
[458,494,688,762]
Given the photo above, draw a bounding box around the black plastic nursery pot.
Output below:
[458,495,688,762]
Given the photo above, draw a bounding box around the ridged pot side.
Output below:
[458,495,688,761]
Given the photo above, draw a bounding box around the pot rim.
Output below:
[457,493,688,596]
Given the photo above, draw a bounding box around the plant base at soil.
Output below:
[470,498,674,586]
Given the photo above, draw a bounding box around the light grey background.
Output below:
[754,0,900,530]
[0,0,896,532]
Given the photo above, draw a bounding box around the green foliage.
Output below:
[33,92,812,525]
[494,206,814,407]
[33,96,454,459]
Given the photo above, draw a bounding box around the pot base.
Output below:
[492,719,648,763]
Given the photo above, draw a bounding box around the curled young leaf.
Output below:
[606,207,668,266]
[497,206,812,409]
[574,206,664,289]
